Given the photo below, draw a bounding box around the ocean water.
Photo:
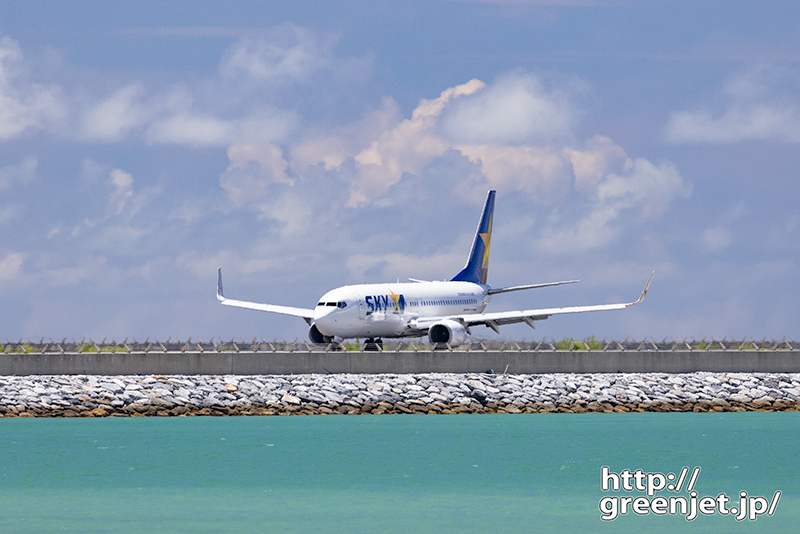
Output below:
[0,413,797,533]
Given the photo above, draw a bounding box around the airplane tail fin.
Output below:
[451,190,496,285]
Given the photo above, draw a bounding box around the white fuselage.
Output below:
[313,281,491,339]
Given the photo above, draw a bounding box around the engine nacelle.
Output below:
[308,324,334,344]
[427,320,468,347]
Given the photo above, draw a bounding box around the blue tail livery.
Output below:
[451,190,495,285]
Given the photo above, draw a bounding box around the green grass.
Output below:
[695,339,721,350]
[2,344,35,353]
[556,336,602,351]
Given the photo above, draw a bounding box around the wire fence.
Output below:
[1,337,798,354]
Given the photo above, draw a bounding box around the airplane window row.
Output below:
[412,298,477,306]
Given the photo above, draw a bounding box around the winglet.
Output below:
[628,271,654,307]
[217,267,225,301]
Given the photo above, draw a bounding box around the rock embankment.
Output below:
[2,372,800,417]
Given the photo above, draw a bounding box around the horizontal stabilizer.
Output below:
[488,279,580,295]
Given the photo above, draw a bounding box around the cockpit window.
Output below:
[318,301,347,308]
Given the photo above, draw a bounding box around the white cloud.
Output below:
[454,135,633,201]
[287,75,641,210]
[143,83,298,147]
[597,159,690,219]
[291,97,403,172]
[66,166,154,241]
[0,30,305,148]
[456,144,571,199]
[667,106,800,144]
[538,159,692,253]
[346,79,485,206]
[256,192,315,238]
[0,36,65,139]
[564,135,631,191]
[217,24,372,91]
[108,169,134,216]
[219,25,339,85]
[0,26,352,150]
[0,252,24,281]
[666,66,800,144]
[146,112,236,146]
[80,83,149,141]
[440,72,582,145]
[253,74,688,258]
[145,104,297,147]
[219,144,291,208]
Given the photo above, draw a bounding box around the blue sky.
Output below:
[0,1,798,343]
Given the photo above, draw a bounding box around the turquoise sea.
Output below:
[0,413,798,533]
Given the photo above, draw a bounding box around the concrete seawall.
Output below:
[2,350,799,375]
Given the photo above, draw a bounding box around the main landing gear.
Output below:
[363,338,383,351]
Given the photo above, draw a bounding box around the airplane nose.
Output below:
[314,306,336,330]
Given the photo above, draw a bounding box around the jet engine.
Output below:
[427,320,468,347]
[308,324,333,344]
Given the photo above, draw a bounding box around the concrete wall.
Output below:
[2,350,800,375]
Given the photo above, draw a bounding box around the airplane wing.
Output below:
[465,272,654,333]
[216,268,315,324]
[409,272,654,334]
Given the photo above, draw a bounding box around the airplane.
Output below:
[217,190,653,347]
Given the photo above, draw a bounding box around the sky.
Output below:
[0,0,798,344]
